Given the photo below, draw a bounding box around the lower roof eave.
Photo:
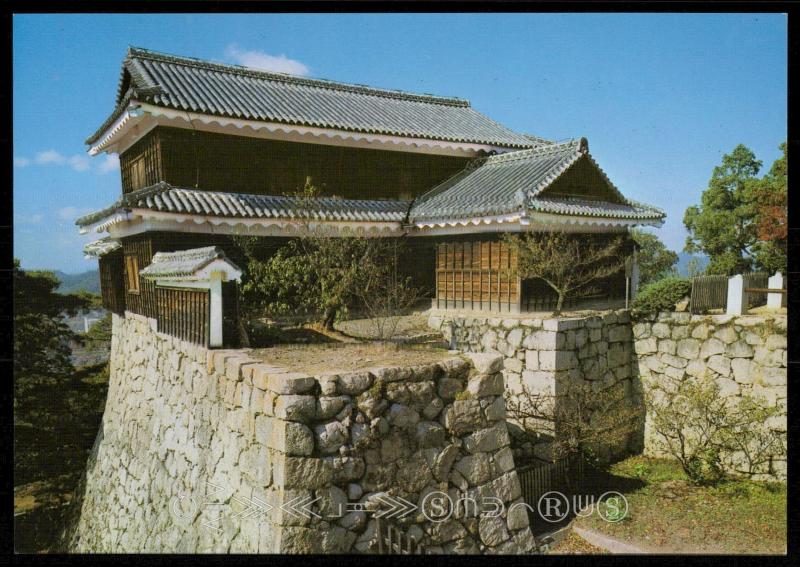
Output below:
[408,211,664,236]
[99,209,406,239]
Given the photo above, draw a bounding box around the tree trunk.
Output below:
[554,291,565,315]
[322,307,337,331]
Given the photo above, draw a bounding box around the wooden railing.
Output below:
[518,453,585,523]
[374,516,425,554]
[742,272,769,309]
[155,286,210,346]
[689,274,728,313]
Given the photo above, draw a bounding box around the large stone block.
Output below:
[463,352,504,374]
[314,421,349,455]
[538,350,578,371]
[676,338,700,359]
[467,373,505,397]
[454,453,492,486]
[272,456,333,489]
[463,422,510,454]
[713,326,738,344]
[446,399,485,434]
[700,338,725,359]
[707,355,731,377]
[336,372,374,395]
[522,330,563,350]
[726,340,754,358]
[273,395,317,422]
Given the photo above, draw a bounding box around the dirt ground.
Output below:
[250,342,453,375]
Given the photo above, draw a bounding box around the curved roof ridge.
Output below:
[125,46,471,108]
[478,137,587,166]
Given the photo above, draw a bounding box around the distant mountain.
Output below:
[675,252,710,277]
[55,270,101,294]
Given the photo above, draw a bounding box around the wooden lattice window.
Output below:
[125,255,140,294]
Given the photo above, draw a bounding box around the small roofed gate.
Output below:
[140,246,243,348]
[435,241,520,312]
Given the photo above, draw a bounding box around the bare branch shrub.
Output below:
[502,231,629,314]
[646,375,785,485]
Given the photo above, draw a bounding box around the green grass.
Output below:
[575,456,787,554]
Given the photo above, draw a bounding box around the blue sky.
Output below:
[13,13,787,273]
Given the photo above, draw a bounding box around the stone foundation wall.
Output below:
[68,313,535,554]
[427,309,787,480]
[427,311,643,463]
[632,312,787,479]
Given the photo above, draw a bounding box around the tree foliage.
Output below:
[14,259,91,378]
[749,143,787,273]
[502,232,629,314]
[630,277,691,316]
[684,143,787,275]
[630,229,679,286]
[235,182,421,331]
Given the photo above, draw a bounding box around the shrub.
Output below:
[631,277,691,315]
[646,376,785,485]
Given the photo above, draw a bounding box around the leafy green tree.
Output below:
[14,259,91,378]
[630,229,679,286]
[684,144,774,275]
[748,143,788,273]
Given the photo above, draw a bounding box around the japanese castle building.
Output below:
[78,47,665,347]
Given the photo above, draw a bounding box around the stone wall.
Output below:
[427,309,787,480]
[632,312,787,479]
[427,311,643,463]
[67,313,535,554]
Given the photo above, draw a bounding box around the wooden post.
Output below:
[209,272,224,347]
[767,272,785,309]
[726,274,746,316]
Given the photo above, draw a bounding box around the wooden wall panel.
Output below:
[435,239,519,312]
[122,126,470,200]
[99,250,126,314]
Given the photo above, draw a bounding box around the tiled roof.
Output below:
[140,246,240,279]
[526,197,665,220]
[83,237,121,258]
[408,138,665,223]
[75,182,411,227]
[87,47,538,148]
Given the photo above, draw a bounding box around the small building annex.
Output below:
[77,47,665,347]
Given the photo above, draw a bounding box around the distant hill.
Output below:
[55,270,101,294]
[675,252,710,277]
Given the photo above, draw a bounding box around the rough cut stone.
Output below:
[467,373,505,397]
[268,372,316,395]
[676,338,700,359]
[454,453,492,486]
[314,422,349,455]
[337,372,374,396]
[726,340,754,358]
[463,422,510,454]
[707,355,732,377]
[463,353,504,374]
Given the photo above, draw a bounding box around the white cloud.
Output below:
[68,154,92,172]
[18,149,120,175]
[225,44,309,76]
[35,149,66,165]
[58,206,90,221]
[97,154,120,174]
[31,213,44,224]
